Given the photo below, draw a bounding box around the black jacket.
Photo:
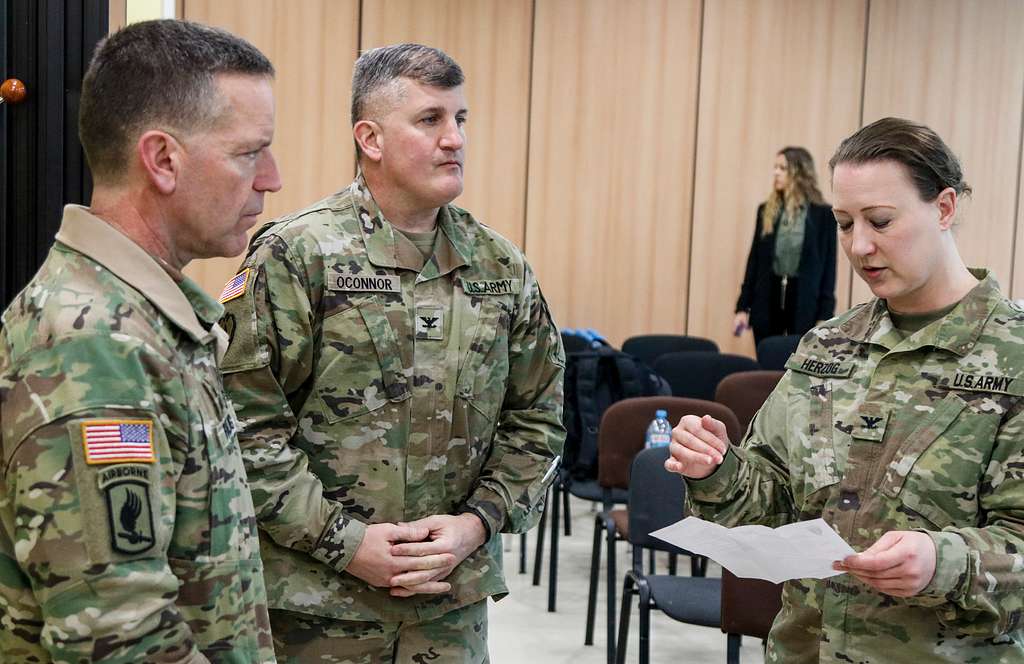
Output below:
[735,202,837,336]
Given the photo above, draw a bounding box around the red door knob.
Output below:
[0,79,27,105]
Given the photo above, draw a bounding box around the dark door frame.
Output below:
[2,0,108,309]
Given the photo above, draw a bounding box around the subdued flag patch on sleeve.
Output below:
[219,268,251,303]
[82,420,155,464]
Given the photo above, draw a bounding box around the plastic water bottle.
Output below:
[645,409,672,448]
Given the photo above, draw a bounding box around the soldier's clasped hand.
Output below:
[388,513,488,597]
[664,414,728,479]
[345,522,454,592]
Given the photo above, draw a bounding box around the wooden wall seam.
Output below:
[848,0,873,311]
[683,0,708,336]
[1010,62,1024,296]
[520,0,537,255]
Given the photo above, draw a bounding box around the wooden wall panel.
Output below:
[360,0,532,248]
[525,0,702,346]
[109,0,126,31]
[181,0,359,296]
[856,0,1024,305]
[687,0,866,357]
[1017,131,1024,299]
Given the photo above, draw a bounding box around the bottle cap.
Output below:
[655,409,667,418]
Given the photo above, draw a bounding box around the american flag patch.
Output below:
[219,269,251,303]
[81,420,155,464]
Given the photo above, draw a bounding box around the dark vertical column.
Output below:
[1,0,107,308]
[0,0,8,304]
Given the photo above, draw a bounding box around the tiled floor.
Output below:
[489,496,766,664]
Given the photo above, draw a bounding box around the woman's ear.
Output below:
[936,186,957,230]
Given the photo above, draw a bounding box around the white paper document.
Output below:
[650,517,856,584]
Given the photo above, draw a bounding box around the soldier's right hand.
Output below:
[346,523,455,590]
[664,414,728,480]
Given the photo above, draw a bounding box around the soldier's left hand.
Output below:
[387,513,487,597]
[832,530,936,597]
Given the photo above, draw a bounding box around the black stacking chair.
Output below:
[616,446,722,664]
[586,397,740,664]
[755,334,801,371]
[526,329,593,576]
[622,334,718,367]
[654,351,760,401]
[721,569,783,663]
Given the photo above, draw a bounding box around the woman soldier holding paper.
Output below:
[667,117,1024,663]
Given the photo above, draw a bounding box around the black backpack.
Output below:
[561,343,671,481]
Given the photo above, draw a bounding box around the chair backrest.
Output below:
[597,397,741,491]
[720,569,783,639]
[622,334,719,367]
[714,370,785,434]
[625,446,690,552]
[756,334,802,371]
[654,351,760,402]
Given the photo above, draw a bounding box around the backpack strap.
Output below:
[612,352,644,397]
[575,353,602,439]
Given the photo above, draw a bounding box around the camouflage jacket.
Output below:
[688,270,1024,663]
[219,176,565,622]
[0,207,275,663]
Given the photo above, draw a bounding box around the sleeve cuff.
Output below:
[685,448,741,504]
[309,512,368,573]
[914,529,970,604]
[463,487,507,540]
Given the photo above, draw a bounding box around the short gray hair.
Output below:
[80,19,274,182]
[350,43,463,127]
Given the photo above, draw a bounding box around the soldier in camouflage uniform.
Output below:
[668,117,1024,663]
[0,20,282,663]
[218,43,565,662]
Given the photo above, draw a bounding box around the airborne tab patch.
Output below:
[219,268,251,303]
[98,465,155,555]
[461,278,519,296]
[82,420,155,464]
[329,273,401,293]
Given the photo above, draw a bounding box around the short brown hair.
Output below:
[79,19,274,182]
[350,43,463,128]
[829,117,971,201]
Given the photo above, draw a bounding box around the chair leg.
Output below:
[585,514,602,645]
[547,480,561,612]
[727,633,741,664]
[519,532,527,574]
[531,487,547,586]
[615,574,636,664]
[668,552,677,576]
[647,548,655,574]
[563,484,572,536]
[638,579,651,664]
[605,518,618,664]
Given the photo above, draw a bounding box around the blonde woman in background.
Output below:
[734,147,837,346]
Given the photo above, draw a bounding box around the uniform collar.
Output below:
[840,268,1000,356]
[55,205,226,355]
[349,174,472,277]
